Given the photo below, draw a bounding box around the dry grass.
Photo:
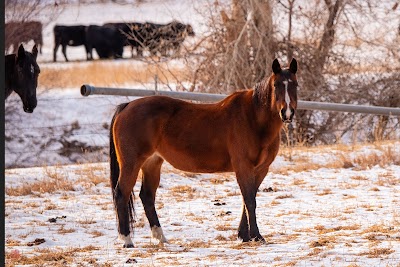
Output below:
[314,224,361,234]
[185,239,212,248]
[309,236,337,248]
[5,164,109,197]
[215,224,236,231]
[275,194,294,199]
[6,239,22,246]
[361,224,395,235]
[316,189,333,196]
[5,176,75,196]
[5,246,99,266]
[89,230,104,237]
[57,225,76,234]
[39,61,189,89]
[358,247,395,258]
[74,165,108,186]
[169,185,197,200]
[275,141,400,174]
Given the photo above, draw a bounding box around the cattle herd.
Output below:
[5,20,195,62]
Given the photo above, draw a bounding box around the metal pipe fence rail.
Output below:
[81,84,400,116]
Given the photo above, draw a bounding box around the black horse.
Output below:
[5,44,40,113]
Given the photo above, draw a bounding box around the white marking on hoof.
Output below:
[151,226,168,243]
[120,234,134,248]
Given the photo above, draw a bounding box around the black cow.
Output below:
[5,21,43,54]
[143,21,195,56]
[85,25,125,60]
[103,22,145,57]
[160,21,195,55]
[53,25,88,62]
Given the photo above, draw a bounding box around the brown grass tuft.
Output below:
[275,194,294,199]
[358,247,394,258]
[6,177,75,196]
[309,236,336,248]
[5,246,98,266]
[39,61,189,89]
[169,185,197,200]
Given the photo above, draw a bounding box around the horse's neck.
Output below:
[253,76,282,129]
[253,76,275,112]
[5,55,16,99]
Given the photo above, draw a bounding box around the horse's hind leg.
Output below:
[139,154,167,243]
[116,162,143,248]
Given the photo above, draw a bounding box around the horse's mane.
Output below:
[253,74,275,108]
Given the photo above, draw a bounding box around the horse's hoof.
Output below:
[123,244,134,248]
[238,236,251,242]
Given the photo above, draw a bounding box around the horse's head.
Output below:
[15,44,40,113]
[272,58,298,123]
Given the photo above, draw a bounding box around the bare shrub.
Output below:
[188,0,399,145]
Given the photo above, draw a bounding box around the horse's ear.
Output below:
[272,59,282,74]
[289,58,297,74]
[17,44,26,59]
[16,44,26,66]
[32,45,38,60]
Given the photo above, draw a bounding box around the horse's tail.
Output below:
[110,102,135,234]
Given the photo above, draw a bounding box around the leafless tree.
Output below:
[188,0,277,93]
[274,0,399,144]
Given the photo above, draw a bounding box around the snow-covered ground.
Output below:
[5,143,400,266]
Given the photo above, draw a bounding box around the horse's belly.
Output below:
[157,147,232,173]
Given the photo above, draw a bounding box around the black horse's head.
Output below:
[15,44,40,113]
[272,58,298,123]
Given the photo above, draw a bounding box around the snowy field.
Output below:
[5,142,400,266]
[5,1,400,266]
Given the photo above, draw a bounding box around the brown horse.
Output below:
[110,58,298,248]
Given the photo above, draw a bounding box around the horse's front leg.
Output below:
[238,203,250,241]
[235,165,268,243]
[241,188,265,243]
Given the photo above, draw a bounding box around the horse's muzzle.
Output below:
[23,97,37,113]
[23,106,35,113]
[280,108,294,123]
[23,102,37,113]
